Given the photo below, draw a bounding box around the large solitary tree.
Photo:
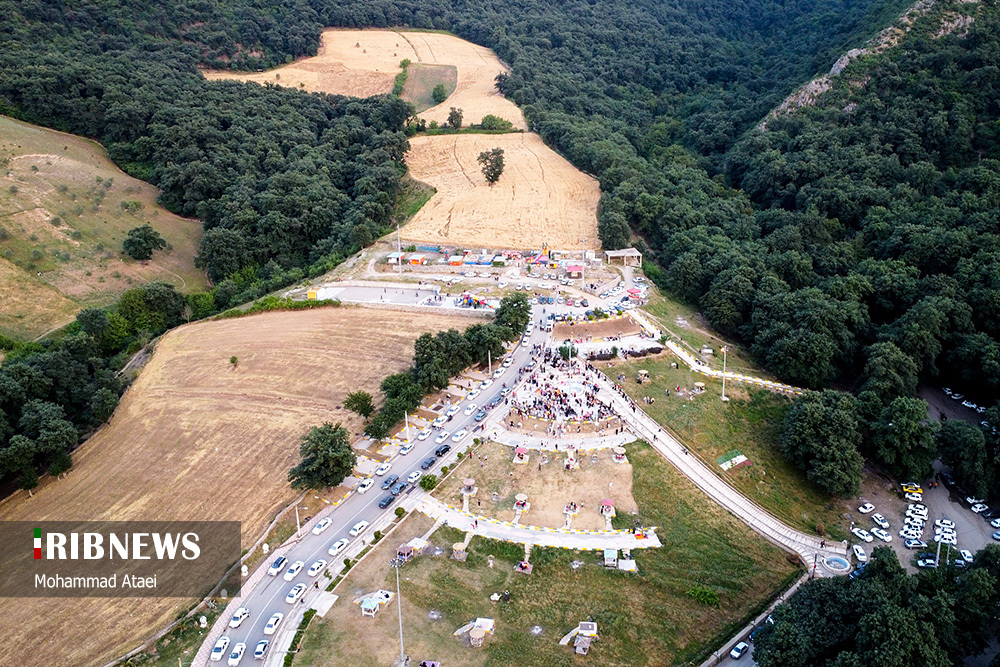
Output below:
[122,224,167,260]
[288,423,356,490]
[478,148,505,185]
[447,107,463,129]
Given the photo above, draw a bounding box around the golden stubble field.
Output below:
[0,115,206,339]
[203,29,525,128]
[0,306,469,667]
[401,132,600,249]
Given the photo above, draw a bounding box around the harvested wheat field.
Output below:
[401,132,599,249]
[0,306,468,667]
[203,29,525,129]
[0,115,206,339]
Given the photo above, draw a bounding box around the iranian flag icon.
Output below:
[34,528,41,559]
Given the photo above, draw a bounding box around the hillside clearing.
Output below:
[0,306,469,667]
[402,63,458,113]
[401,133,599,250]
[0,115,206,339]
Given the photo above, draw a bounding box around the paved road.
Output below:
[196,305,550,666]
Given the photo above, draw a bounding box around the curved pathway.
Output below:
[591,370,847,570]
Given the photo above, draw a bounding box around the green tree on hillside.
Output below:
[288,423,356,490]
[344,390,375,419]
[432,83,447,104]
[477,148,505,185]
[122,224,166,260]
[480,115,513,131]
[494,292,531,335]
[869,397,936,481]
[780,390,863,497]
[447,107,463,129]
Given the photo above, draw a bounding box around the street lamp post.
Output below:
[721,346,729,402]
[580,238,586,289]
[294,505,309,535]
[390,557,408,666]
[396,223,402,275]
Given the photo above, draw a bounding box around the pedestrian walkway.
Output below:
[417,497,662,551]
[593,373,846,571]
[489,428,635,451]
[627,310,806,396]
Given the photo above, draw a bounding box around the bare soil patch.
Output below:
[401,133,600,250]
[437,440,638,530]
[0,306,468,667]
[553,315,641,341]
[0,115,206,338]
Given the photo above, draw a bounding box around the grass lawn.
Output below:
[601,354,848,539]
[393,173,436,226]
[402,63,458,112]
[296,441,800,667]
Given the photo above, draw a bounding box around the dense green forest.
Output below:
[753,545,1000,666]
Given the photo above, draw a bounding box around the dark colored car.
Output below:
[435,444,452,457]
[421,457,437,470]
[581,299,589,307]
[378,495,395,509]
[474,410,488,422]
[380,474,399,490]
[390,481,407,495]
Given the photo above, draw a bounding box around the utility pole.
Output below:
[295,505,309,534]
[396,223,402,275]
[721,346,729,402]
[488,350,492,375]
[390,558,407,666]
[581,238,586,289]
[404,411,411,442]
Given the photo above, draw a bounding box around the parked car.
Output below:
[904,539,928,550]
[960,549,974,563]
[400,442,415,455]
[872,513,889,529]
[285,583,307,604]
[267,556,287,576]
[917,558,938,569]
[356,478,374,494]
[467,388,481,399]
[972,503,990,514]
[390,481,407,495]
[935,519,956,530]
[857,503,875,514]
[307,560,327,577]
[283,560,304,581]
[852,545,868,563]
[421,457,437,470]
[730,641,750,659]
[474,410,488,422]
[432,415,448,428]
[871,528,892,542]
[463,403,478,416]
[312,518,332,535]
[328,538,349,556]
[253,640,270,660]
[905,492,923,502]
[993,530,1000,541]
[381,474,399,490]
[379,495,395,509]
[435,431,451,445]
[446,404,461,417]
[210,636,231,661]
[407,471,422,484]
[349,521,369,536]
[416,429,432,441]
[852,527,873,542]
[229,607,250,628]
[436,443,453,456]
[374,462,392,476]
[227,642,246,666]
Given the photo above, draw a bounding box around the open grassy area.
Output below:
[0,115,206,339]
[402,63,458,112]
[601,354,848,539]
[296,441,799,666]
[393,173,436,227]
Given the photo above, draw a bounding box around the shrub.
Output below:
[687,585,720,607]
[394,507,406,518]
[419,474,438,490]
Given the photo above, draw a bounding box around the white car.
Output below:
[494,367,506,378]
[467,388,480,400]
[416,428,432,441]
[263,613,284,635]
[908,503,928,512]
[480,379,493,389]
[328,538,350,556]
[991,518,1000,529]
[871,528,892,542]
[960,549,974,563]
[452,429,469,442]
[356,478,374,494]
[432,415,447,428]
[253,640,269,660]
[307,559,327,576]
[228,642,246,666]
[904,492,923,502]
[312,518,332,535]
[851,527,873,543]
[350,520,369,536]
[446,405,461,417]
[286,583,307,604]
[498,280,508,288]
[872,513,889,529]
[899,529,921,540]
[229,607,250,628]
[967,496,986,505]
[463,403,478,416]
[283,560,304,581]
[852,545,868,563]
[400,441,415,455]
[730,641,749,659]
[502,357,513,367]
[435,431,451,444]
[935,519,956,530]
[972,503,990,513]
[857,503,875,514]
[267,556,287,576]
[934,534,957,545]
[407,471,421,484]
[374,462,392,476]
[210,636,231,661]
